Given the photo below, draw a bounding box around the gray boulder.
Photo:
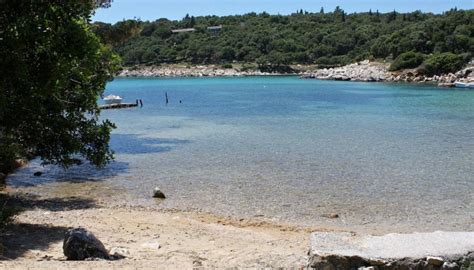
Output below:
[63,228,109,260]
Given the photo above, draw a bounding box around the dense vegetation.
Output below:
[0,0,119,172]
[389,51,427,71]
[93,8,473,71]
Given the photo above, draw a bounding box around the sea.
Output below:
[8,76,474,233]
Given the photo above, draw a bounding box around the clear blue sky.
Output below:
[93,0,473,23]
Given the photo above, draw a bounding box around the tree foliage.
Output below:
[0,1,120,170]
[421,52,470,75]
[93,8,473,68]
[389,51,426,71]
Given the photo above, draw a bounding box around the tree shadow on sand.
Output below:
[0,134,190,259]
[0,193,98,260]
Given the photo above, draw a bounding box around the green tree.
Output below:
[421,52,469,75]
[389,51,426,71]
[0,1,120,169]
[93,8,473,70]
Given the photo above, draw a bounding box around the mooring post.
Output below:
[165,92,169,105]
[139,99,143,107]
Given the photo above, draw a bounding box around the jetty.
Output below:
[99,103,138,110]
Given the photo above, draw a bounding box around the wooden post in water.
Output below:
[165,92,169,105]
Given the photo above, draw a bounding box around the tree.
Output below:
[421,52,469,75]
[92,8,474,71]
[389,51,426,71]
[0,1,120,169]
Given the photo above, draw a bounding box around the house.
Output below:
[171,28,196,33]
[207,25,222,35]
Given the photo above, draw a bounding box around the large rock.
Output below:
[63,228,109,260]
[308,231,474,269]
[153,187,166,199]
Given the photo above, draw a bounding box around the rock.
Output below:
[33,171,42,177]
[441,262,458,270]
[426,256,444,266]
[438,83,455,87]
[141,240,161,250]
[109,247,129,259]
[322,213,339,219]
[153,187,166,199]
[358,267,376,270]
[72,158,83,165]
[63,228,109,260]
[0,173,5,182]
[11,159,27,170]
[308,231,474,269]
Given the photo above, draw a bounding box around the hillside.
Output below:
[94,8,473,71]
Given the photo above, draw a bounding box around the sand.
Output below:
[0,195,317,269]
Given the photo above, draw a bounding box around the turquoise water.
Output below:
[9,77,474,232]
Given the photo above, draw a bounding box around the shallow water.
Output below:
[8,77,474,232]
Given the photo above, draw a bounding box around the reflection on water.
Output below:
[7,77,474,233]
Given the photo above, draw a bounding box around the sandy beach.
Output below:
[0,190,314,269]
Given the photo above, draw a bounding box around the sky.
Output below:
[93,0,473,23]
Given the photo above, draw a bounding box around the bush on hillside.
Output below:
[421,52,470,75]
[389,51,426,71]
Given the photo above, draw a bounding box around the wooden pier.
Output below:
[99,103,139,110]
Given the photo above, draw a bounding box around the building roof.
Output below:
[207,25,222,30]
[171,28,196,33]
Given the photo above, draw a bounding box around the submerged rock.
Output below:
[63,228,109,260]
[153,187,166,199]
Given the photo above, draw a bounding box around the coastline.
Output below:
[117,64,307,78]
[117,61,474,87]
[2,69,473,268]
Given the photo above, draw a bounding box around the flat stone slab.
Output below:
[310,231,474,260]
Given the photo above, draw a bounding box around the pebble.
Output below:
[322,213,339,219]
[141,241,161,250]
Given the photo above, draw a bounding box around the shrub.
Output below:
[315,55,350,68]
[421,52,470,76]
[220,63,233,69]
[389,51,426,71]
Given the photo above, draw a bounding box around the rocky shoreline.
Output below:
[301,60,474,87]
[118,61,474,87]
[118,65,295,78]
